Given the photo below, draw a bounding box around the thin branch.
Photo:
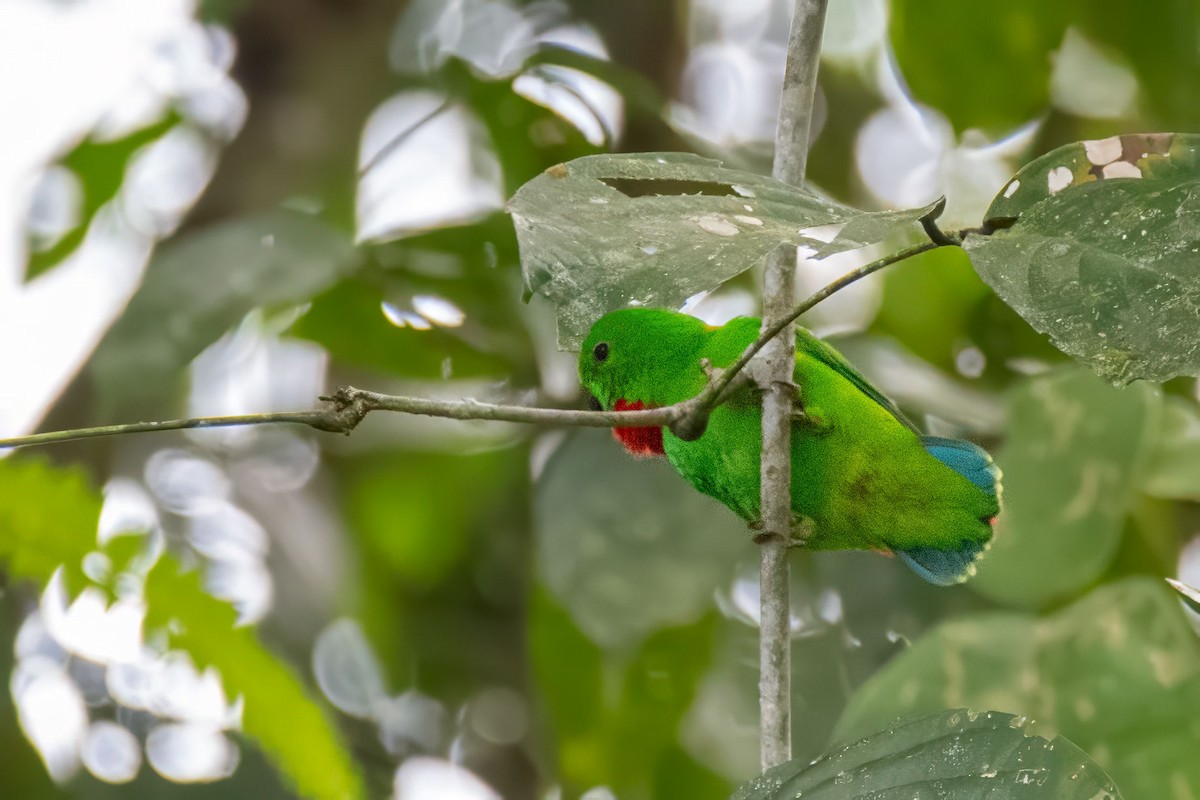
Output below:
[0,237,943,453]
[757,0,830,771]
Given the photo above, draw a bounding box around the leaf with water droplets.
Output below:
[835,578,1200,800]
[966,133,1200,384]
[734,709,1121,799]
[509,152,929,348]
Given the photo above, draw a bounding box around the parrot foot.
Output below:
[792,407,831,434]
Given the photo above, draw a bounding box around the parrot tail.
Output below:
[896,437,1002,586]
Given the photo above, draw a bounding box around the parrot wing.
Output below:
[794,329,920,434]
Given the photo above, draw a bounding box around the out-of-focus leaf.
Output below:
[89,211,356,413]
[972,367,1157,608]
[510,152,915,348]
[534,429,746,649]
[529,589,725,800]
[144,557,363,800]
[1077,0,1200,128]
[341,449,523,590]
[25,115,179,281]
[1140,395,1200,500]
[835,578,1200,800]
[736,709,1122,800]
[1167,578,1200,616]
[0,458,100,592]
[889,0,1075,131]
[965,133,1200,384]
[291,278,514,380]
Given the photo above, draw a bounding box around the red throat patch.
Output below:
[612,399,665,457]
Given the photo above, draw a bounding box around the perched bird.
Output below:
[578,308,1001,585]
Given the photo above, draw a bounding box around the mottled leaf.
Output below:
[736,709,1121,800]
[144,557,364,800]
[534,428,745,649]
[509,152,909,348]
[966,133,1200,383]
[836,578,1200,800]
[972,367,1158,607]
[1140,395,1200,500]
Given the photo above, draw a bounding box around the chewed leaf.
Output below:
[735,709,1122,800]
[509,152,925,348]
[966,133,1200,384]
[1166,577,1200,615]
[983,134,1184,222]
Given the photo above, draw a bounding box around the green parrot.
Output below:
[578,308,1001,585]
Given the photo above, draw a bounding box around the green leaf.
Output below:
[965,133,1200,383]
[1140,395,1200,500]
[889,0,1075,131]
[144,557,364,800]
[25,115,180,281]
[971,367,1158,608]
[509,152,908,348]
[1077,0,1200,128]
[0,458,100,591]
[534,429,746,649]
[835,578,1200,800]
[529,589,726,799]
[735,709,1122,800]
[88,211,356,413]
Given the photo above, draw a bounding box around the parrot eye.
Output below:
[593,342,609,363]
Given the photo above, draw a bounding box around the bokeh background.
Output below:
[2,0,1199,798]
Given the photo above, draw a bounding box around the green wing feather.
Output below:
[794,329,920,433]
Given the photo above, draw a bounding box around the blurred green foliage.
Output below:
[5,1,1200,799]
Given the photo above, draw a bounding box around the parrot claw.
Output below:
[792,408,831,434]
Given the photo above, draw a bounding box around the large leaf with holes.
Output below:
[509,152,932,348]
[972,367,1158,608]
[145,557,363,800]
[835,578,1200,800]
[965,133,1200,383]
[735,709,1121,800]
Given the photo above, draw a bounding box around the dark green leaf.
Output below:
[966,133,1200,383]
[972,367,1158,607]
[89,211,356,413]
[510,152,894,348]
[735,709,1121,800]
[144,557,364,800]
[25,115,180,281]
[534,428,746,649]
[835,578,1200,800]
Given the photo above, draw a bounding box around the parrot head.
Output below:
[579,308,710,457]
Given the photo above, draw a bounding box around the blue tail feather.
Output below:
[895,437,1001,586]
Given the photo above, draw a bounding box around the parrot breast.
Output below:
[612,399,665,457]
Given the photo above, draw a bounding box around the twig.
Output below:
[0,237,943,453]
[757,0,830,771]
